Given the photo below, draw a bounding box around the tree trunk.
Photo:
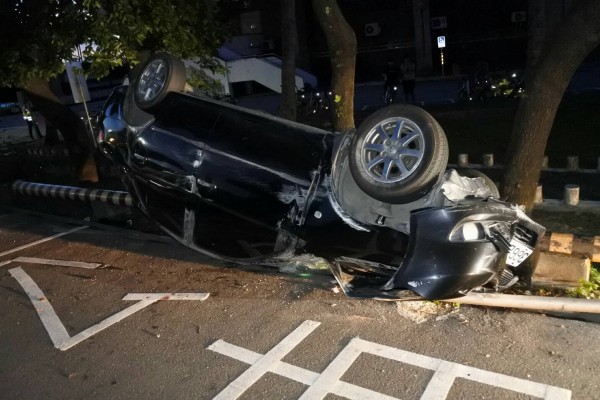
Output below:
[501,2,600,212]
[24,78,98,182]
[311,0,357,132]
[279,0,298,121]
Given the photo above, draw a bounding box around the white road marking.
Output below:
[57,298,158,351]
[209,339,394,400]
[209,320,321,400]
[123,293,210,301]
[9,267,210,351]
[0,225,88,258]
[9,267,70,346]
[419,360,457,399]
[2,257,101,269]
[298,340,366,400]
[208,321,571,400]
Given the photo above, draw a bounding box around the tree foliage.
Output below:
[82,0,226,77]
[0,0,226,182]
[0,0,226,87]
[0,0,91,86]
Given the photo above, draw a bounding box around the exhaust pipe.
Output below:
[11,180,133,207]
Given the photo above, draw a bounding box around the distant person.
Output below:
[401,56,416,104]
[382,59,399,103]
[22,101,43,140]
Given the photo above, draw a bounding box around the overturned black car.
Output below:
[100,53,544,301]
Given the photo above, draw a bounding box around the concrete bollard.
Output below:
[458,153,469,167]
[482,153,494,167]
[564,184,580,206]
[567,156,579,170]
[542,156,548,169]
[534,185,543,204]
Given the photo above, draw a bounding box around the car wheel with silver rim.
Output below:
[349,104,448,204]
[133,53,186,112]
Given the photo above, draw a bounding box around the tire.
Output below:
[349,105,448,204]
[133,53,186,112]
[457,169,500,198]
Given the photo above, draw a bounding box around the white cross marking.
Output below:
[208,321,571,400]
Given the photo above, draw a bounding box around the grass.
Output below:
[568,264,600,299]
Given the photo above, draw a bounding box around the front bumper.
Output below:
[332,198,545,300]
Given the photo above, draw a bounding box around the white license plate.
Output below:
[506,240,533,267]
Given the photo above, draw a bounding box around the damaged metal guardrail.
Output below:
[11,180,133,207]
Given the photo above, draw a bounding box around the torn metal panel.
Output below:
[440,169,498,201]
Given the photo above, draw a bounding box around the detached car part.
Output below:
[99,53,545,301]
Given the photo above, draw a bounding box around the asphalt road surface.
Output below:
[0,207,598,400]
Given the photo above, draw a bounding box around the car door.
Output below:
[128,94,221,241]
[189,104,330,259]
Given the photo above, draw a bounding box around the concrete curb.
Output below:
[534,231,600,288]
[538,232,600,263]
[532,252,591,288]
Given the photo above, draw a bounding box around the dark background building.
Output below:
[221,0,531,85]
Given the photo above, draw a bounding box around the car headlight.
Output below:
[449,221,486,242]
[449,220,513,249]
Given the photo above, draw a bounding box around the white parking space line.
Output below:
[57,298,159,351]
[8,267,70,346]
[209,320,571,400]
[123,293,210,301]
[0,225,88,258]
[210,320,321,400]
[209,340,320,386]
[209,322,398,400]
[419,360,457,399]
[0,257,101,269]
[8,267,210,351]
[298,340,373,400]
